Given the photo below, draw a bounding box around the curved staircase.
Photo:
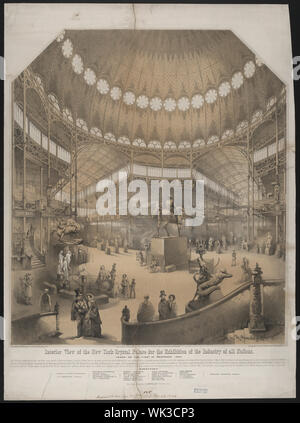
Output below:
[30,255,45,270]
[28,236,46,270]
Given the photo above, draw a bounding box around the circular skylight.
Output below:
[97,79,110,95]
[136,95,149,109]
[231,72,244,89]
[218,81,231,97]
[244,60,255,78]
[34,74,43,87]
[72,54,83,74]
[177,97,190,112]
[84,68,96,86]
[205,89,218,104]
[123,91,136,106]
[150,97,162,111]
[164,98,176,112]
[110,86,122,101]
[62,39,73,58]
[191,94,204,109]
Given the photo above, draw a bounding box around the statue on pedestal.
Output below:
[154,200,180,238]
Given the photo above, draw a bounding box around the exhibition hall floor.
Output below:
[11,246,284,345]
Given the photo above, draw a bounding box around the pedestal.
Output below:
[150,236,188,270]
[249,282,266,332]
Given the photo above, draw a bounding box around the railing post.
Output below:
[249,263,266,332]
[54,302,60,333]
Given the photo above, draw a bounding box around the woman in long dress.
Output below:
[84,294,102,337]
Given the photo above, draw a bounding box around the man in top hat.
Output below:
[137,295,155,323]
[158,290,169,320]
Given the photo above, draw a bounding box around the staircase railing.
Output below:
[121,273,284,345]
[28,236,46,264]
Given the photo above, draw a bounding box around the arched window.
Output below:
[90,127,102,137]
[266,96,277,110]
[164,141,177,150]
[34,74,44,91]
[178,141,191,149]
[207,135,219,145]
[148,140,162,150]
[104,132,116,142]
[76,118,88,132]
[236,120,248,134]
[48,94,60,112]
[251,110,263,124]
[63,108,73,123]
[193,139,205,148]
[133,138,146,147]
[221,129,234,140]
[118,136,130,145]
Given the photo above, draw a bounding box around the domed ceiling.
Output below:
[29,30,284,149]
[15,30,285,204]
